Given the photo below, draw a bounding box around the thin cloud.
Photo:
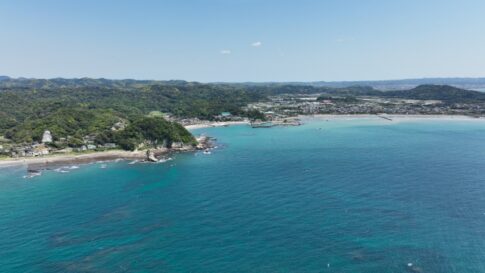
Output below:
[220,49,231,55]
[251,41,262,47]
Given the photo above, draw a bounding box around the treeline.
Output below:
[4,107,195,150]
[319,84,485,102]
[114,117,195,150]
[5,108,124,144]
[0,82,266,137]
[379,85,485,102]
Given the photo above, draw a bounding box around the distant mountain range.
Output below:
[1,76,485,105]
[0,76,189,89]
[225,78,485,91]
[307,78,485,91]
[1,76,485,91]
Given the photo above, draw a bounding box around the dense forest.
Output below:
[5,108,125,144]
[0,82,266,142]
[114,117,196,151]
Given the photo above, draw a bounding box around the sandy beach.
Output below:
[300,114,485,122]
[184,121,250,130]
[186,115,485,130]
[0,150,146,169]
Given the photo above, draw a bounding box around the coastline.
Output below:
[0,150,146,169]
[184,121,250,130]
[299,114,485,122]
[2,114,484,169]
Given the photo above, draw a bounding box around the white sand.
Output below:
[300,114,485,122]
[185,121,250,130]
[0,150,146,168]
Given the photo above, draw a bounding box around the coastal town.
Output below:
[245,93,485,117]
[176,92,485,128]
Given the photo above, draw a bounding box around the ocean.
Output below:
[1,117,485,273]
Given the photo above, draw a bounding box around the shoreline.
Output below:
[2,114,484,169]
[0,150,147,169]
[300,114,485,122]
[184,121,250,130]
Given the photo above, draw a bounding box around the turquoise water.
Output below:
[1,118,485,273]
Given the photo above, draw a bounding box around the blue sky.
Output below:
[1,0,484,82]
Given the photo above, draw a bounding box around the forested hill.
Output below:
[0,83,265,132]
[380,85,485,102]
[318,84,485,102]
[0,77,191,89]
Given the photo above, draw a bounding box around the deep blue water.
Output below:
[1,118,485,273]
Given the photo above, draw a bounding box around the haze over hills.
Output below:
[303,78,485,91]
[2,76,485,91]
[222,78,485,91]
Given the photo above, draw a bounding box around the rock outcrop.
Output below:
[41,130,53,143]
[146,150,158,162]
[196,136,212,150]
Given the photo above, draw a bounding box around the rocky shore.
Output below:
[0,136,214,171]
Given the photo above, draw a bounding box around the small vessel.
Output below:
[203,149,211,155]
[100,164,107,169]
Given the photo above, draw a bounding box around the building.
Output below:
[102,143,117,149]
[32,144,49,156]
[214,112,234,121]
[221,112,232,118]
[87,144,97,150]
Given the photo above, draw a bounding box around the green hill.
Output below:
[382,85,485,102]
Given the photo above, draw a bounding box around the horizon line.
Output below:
[2,75,485,84]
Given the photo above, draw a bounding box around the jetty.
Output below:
[377,115,393,121]
[251,121,274,128]
[251,118,301,128]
